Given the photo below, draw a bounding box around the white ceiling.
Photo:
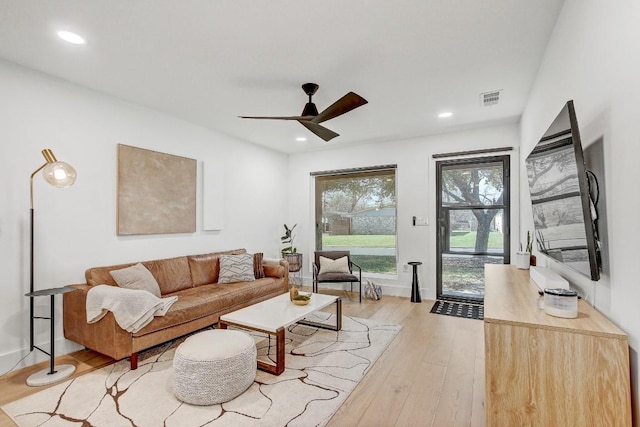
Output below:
[0,0,564,154]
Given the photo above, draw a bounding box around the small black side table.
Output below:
[408,262,422,303]
[24,286,76,386]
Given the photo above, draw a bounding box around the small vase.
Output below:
[530,254,537,266]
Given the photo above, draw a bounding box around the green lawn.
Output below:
[350,255,397,274]
[320,232,503,274]
[322,234,395,247]
[321,235,396,274]
[449,231,504,249]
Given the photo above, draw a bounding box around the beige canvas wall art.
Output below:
[117,144,196,235]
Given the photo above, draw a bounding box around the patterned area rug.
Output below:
[430,300,484,320]
[2,315,401,427]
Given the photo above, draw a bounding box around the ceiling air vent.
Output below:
[480,90,502,107]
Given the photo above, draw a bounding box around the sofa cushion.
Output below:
[187,249,247,287]
[86,255,193,295]
[109,263,161,297]
[86,263,132,287]
[142,256,193,294]
[218,254,256,284]
[133,278,284,336]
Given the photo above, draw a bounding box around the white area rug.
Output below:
[3,315,401,426]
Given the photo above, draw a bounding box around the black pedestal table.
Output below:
[408,261,422,303]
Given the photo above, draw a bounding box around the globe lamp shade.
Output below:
[42,161,77,187]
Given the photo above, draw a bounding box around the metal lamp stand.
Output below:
[26,149,77,386]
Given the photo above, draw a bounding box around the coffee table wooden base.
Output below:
[218,298,342,376]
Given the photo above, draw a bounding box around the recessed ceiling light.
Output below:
[438,112,453,118]
[57,31,86,45]
[295,137,307,142]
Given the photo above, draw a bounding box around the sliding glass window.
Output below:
[313,166,397,275]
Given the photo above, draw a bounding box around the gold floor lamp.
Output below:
[26,149,77,386]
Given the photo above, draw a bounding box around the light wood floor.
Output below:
[0,290,486,427]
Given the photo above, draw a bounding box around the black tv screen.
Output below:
[525,100,601,281]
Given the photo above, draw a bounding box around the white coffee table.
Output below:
[218,292,342,375]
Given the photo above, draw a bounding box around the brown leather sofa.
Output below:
[63,248,288,369]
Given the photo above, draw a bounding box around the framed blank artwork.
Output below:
[117,144,196,235]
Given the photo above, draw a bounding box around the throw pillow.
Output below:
[318,256,350,275]
[110,263,161,297]
[253,252,265,279]
[218,254,256,284]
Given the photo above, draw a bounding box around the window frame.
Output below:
[312,165,398,277]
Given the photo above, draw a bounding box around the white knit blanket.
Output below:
[86,285,178,333]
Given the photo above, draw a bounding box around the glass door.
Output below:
[436,156,510,302]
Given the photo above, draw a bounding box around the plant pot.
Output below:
[516,252,530,270]
[283,253,302,273]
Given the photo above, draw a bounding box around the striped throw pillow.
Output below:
[218,254,256,284]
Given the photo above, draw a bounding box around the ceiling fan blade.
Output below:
[298,121,339,142]
[238,115,310,121]
[313,92,368,124]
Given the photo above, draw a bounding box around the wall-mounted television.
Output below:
[525,100,601,281]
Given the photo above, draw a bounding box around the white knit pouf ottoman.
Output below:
[173,329,256,405]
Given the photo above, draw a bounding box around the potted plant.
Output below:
[526,230,536,266]
[281,224,302,273]
[516,231,532,270]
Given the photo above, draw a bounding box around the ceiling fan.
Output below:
[239,83,368,142]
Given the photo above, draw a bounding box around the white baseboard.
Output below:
[0,338,83,377]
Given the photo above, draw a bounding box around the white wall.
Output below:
[0,60,288,373]
[520,0,640,419]
[287,123,520,299]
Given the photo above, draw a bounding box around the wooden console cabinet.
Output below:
[484,264,631,426]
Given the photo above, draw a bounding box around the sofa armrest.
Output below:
[263,259,287,279]
[262,259,289,294]
[63,283,133,361]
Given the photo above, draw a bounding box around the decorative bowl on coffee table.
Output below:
[292,292,311,306]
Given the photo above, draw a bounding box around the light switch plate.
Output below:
[415,217,429,226]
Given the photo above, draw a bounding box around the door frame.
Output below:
[435,155,511,302]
